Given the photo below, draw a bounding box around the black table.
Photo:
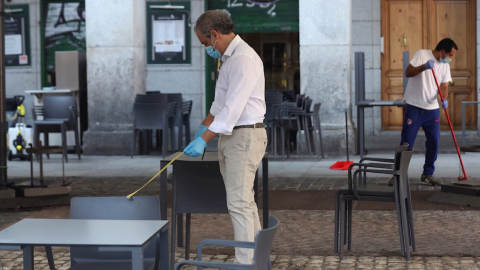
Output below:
[356,99,406,158]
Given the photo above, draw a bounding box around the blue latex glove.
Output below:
[425,60,434,70]
[183,137,207,157]
[194,125,208,139]
[440,100,448,109]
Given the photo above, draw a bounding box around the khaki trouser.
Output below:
[218,127,268,264]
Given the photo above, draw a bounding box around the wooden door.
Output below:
[381,0,476,130]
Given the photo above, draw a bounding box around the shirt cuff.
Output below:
[208,121,232,135]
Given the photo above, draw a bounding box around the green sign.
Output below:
[209,0,299,33]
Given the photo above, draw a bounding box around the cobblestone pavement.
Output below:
[2,177,480,269]
[2,250,480,270]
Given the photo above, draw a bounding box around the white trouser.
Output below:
[218,127,267,264]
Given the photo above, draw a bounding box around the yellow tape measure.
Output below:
[126,152,184,200]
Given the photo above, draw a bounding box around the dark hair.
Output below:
[195,10,235,38]
[435,38,458,53]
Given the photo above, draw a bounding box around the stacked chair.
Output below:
[131,93,175,158]
[32,95,81,162]
[334,144,416,260]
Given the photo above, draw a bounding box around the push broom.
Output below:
[431,68,469,180]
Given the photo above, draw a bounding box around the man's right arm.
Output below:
[201,113,215,127]
[405,63,427,78]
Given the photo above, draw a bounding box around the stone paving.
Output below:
[2,176,480,269]
[2,250,480,270]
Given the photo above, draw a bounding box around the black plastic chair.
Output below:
[170,159,228,264]
[69,196,163,270]
[131,100,175,158]
[174,216,280,270]
[32,96,81,163]
[264,91,283,153]
[336,149,415,260]
[334,143,411,254]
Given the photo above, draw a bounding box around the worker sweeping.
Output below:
[389,38,457,186]
[184,10,267,264]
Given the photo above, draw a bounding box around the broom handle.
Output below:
[431,68,468,180]
[345,110,349,161]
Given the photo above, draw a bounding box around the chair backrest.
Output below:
[182,101,192,120]
[265,92,283,122]
[173,160,228,214]
[166,93,183,126]
[252,216,280,270]
[42,96,76,122]
[135,93,168,104]
[312,103,321,131]
[70,196,161,261]
[133,102,168,129]
[397,149,414,200]
[393,143,410,170]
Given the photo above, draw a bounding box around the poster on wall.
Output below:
[147,2,191,65]
[43,2,85,85]
[4,5,30,66]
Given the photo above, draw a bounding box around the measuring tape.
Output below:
[126,152,184,200]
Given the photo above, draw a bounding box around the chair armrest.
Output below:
[359,157,394,163]
[175,260,249,270]
[198,239,254,250]
[352,168,398,199]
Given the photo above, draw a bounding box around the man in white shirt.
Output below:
[183,10,267,264]
[395,38,457,186]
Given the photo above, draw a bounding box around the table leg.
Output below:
[262,155,269,229]
[160,227,169,270]
[23,246,34,270]
[131,247,145,270]
[177,214,183,247]
[160,161,167,221]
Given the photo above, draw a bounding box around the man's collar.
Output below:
[223,35,241,57]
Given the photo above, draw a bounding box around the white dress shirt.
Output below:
[208,35,266,135]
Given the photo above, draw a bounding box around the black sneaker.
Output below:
[421,174,440,186]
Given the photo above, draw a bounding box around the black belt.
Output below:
[233,123,265,130]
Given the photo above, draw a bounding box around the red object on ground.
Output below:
[330,161,354,170]
[431,69,469,180]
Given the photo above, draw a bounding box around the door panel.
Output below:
[382,0,427,130]
[431,0,476,130]
[381,0,476,130]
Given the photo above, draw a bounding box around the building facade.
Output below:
[5,0,480,156]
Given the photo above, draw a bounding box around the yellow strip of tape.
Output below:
[126,152,184,199]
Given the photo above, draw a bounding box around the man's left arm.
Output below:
[440,82,449,109]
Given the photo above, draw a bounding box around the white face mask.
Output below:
[440,51,452,64]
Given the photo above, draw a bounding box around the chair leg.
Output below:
[347,200,352,251]
[394,184,406,256]
[334,191,340,253]
[45,133,50,159]
[34,125,39,162]
[280,127,285,160]
[61,125,68,163]
[339,199,346,260]
[185,213,191,260]
[131,129,136,158]
[399,194,411,260]
[407,196,416,251]
[178,125,183,151]
[162,128,167,158]
[45,246,55,270]
[74,127,81,160]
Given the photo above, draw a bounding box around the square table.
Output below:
[0,218,169,270]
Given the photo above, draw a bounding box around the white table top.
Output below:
[0,218,168,247]
[25,89,78,94]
